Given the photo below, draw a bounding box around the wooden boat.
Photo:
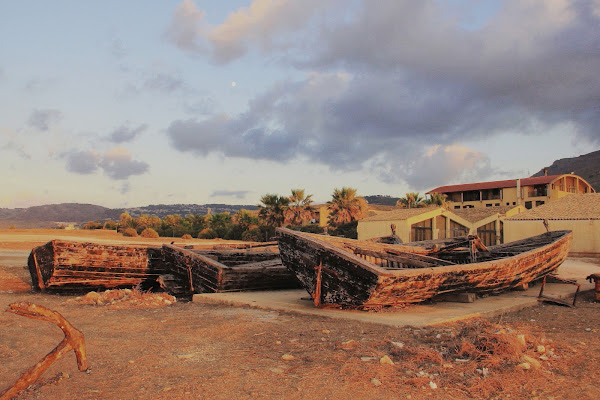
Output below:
[276,228,573,308]
[161,244,300,295]
[28,240,166,292]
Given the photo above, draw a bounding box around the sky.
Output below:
[1,0,599,209]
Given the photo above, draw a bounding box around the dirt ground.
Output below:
[1,230,599,399]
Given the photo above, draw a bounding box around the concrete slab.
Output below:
[193,258,600,327]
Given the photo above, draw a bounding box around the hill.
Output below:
[0,203,259,228]
[532,149,600,192]
[0,203,119,228]
[363,195,400,206]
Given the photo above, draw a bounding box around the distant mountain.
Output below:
[0,203,120,228]
[119,203,258,218]
[532,149,600,192]
[363,195,400,206]
[0,202,260,228]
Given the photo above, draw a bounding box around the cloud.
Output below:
[165,0,208,53]
[65,150,101,174]
[63,147,149,180]
[119,182,131,195]
[166,0,333,63]
[376,145,493,190]
[99,147,150,180]
[1,129,31,159]
[144,72,185,93]
[28,109,62,131]
[109,123,148,143]
[166,0,600,188]
[210,190,251,199]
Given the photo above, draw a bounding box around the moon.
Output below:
[231,81,236,87]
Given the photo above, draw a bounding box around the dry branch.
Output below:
[0,302,88,400]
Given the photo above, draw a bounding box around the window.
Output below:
[463,190,480,201]
[525,201,532,209]
[495,203,500,206]
[486,204,492,207]
[535,201,545,207]
[454,205,460,209]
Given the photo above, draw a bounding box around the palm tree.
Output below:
[423,192,449,208]
[396,192,425,208]
[327,187,367,226]
[285,189,314,226]
[258,194,290,227]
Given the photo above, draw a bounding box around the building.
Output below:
[357,205,523,246]
[504,194,600,255]
[427,173,595,211]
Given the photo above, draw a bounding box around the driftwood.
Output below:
[0,303,88,400]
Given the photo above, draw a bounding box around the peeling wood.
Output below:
[276,228,573,309]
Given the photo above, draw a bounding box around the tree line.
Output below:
[83,187,370,241]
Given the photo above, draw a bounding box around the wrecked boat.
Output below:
[276,228,573,308]
[28,240,299,297]
[28,240,165,292]
[161,244,300,295]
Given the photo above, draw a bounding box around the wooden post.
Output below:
[313,261,323,308]
[0,303,88,400]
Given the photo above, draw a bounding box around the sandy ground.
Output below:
[1,230,599,399]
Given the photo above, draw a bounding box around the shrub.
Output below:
[294,224,323,234]
[103,221,118,230]
[140,228,159,238]
[224,224,244,240]
[181,233,193,239]
[329,221,358,239]
[197,228,217,239]
[241,228,262,242]
[259,225,276,241]
[122,228,138,237]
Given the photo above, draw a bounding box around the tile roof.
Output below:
[507,194,600,220]
[450,206,516,223]
[360,207,439,222]
[427,175,562,194]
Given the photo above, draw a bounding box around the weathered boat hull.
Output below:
[28,240,165,292]
[161,244,300,295]
[276,228,573,308]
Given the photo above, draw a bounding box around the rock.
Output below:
[539,355,549,361]
[536,345,546,353]
[371,378,382,387]
[270,367,284,373]
[429,381,438,389]
[585,328,592,332]
[275,341,282,345]
[380,355,394,365]
[340,340,359,349]
[521,355,541,370]
[322,329,330,334]
[281,354,295,361]
[517,334,526,347]
[85,292,101,302]
[360,357,376,362]
[517,362,531,370]
[443,364,454,369]
[391,341,404,349]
